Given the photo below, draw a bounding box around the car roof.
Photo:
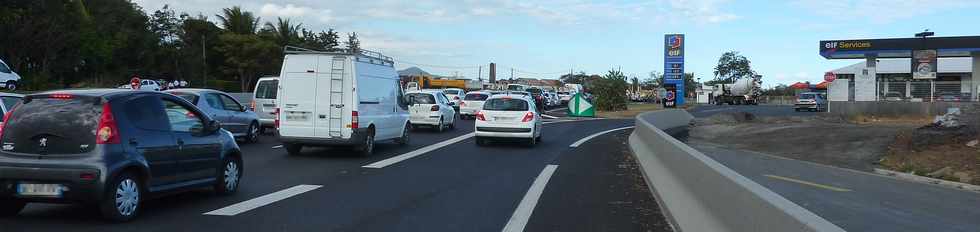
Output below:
[28,88,169,101]
[164,88,228,95]
[258,76,279,81]
[0,92,24,98]
[487,94,532,101]
[407,90,442,95]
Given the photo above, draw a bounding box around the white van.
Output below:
[0,58,22,90]
[277,47,410,156]
[252,76,279,133]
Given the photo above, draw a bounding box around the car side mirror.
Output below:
[207,120,222,134]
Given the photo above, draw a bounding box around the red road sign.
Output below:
[824,72,837,82]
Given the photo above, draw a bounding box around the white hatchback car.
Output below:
[459,91,491,120]
[474,94,542,146]
[406,90,457,132]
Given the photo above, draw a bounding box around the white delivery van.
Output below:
[0,58,22,90]
[277,47,411,156]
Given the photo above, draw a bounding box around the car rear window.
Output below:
[2,96,101,154]
[464,93,488,101]
[1,96,21,111]
[799,94,815,99]
[170,92,199,104]
[443,89,461,95]
[255,80,278,99]
[484,98,529,111]
[526,88,542,94]
[406,93,436,104]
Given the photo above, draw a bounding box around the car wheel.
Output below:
[214,156,242,195]
[285,143,302,155]
[258,126,267,135]
[5,81,16,91]
[357,131,375,156]
[99,173,142,222]
[527,135,537,147]
[245,122,260,143]
[0,199,26,217]
[476,137,488,146]
[395,123,410,146]
[436,118,445,132]
[448,117,456,130]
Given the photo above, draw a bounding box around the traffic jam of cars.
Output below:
[0,48,580,222]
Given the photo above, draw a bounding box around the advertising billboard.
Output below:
[664,34,685,105]
[912,50,937,79]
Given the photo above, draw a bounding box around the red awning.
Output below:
[790,82,809,89]
[815,81,831,89]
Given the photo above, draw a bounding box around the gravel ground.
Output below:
[689,112,916,171]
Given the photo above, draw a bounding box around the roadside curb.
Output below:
[873,168,980,193]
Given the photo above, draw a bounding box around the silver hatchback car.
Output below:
[165,89,261,143]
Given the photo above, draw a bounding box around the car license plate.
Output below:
[285,112,310,121]
[17,183,63,197]
[495,117,514,121]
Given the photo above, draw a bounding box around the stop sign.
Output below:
[824,72,837,82]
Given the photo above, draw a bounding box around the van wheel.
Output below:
[285,143,302,155]
[5,81,16,91]
[245,122,260,144]
[395,123,410,146]
[214,156,242,195]
[357,132,375,156]
[99,173,142,222]
[0,199,26,217]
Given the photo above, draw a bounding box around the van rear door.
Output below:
[279,55,318,137]
[315,56,352,138]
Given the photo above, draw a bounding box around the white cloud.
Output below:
[259,3,312,18]
[792,0,980,24]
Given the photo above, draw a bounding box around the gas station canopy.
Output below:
[820,36,980,59]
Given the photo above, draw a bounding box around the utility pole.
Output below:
[511,68,514,80]
[202,34,207,88]
[478,65,483,82]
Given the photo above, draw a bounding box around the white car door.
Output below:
[437,93,455,124]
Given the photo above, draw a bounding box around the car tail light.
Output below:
[79,173,97,180]
[522,112,534,122]
[351,111,359,129]
[50,94,73,99]
[0,109,14,139]
[274,108,280,129]
[96,104,120,144]
[431,105,440,111]
[475,111,486,121]
[460,101,466,107]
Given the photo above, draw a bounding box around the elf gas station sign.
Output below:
[664,34,685,107]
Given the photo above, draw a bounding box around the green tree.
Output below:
[216,33,277,92]
[263,17,302,47]
[592,69,629,111]
[216,6,259,35]
[346,32,360,52]
[299,28,340,51]
[713,51,756,83]
[180,14,224,86]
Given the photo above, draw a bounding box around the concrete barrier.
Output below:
[829,101,977,118]
[628,109,844,232]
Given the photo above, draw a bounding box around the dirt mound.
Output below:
[882,130,980,184]
[911,124,977,152]
[696,112,756,125]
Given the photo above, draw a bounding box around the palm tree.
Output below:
[264,17,302,47]
[216,6,260,35]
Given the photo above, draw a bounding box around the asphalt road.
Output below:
[1,116,670,232]
[685,104,980,231]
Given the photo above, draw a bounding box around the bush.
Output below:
[592,69,629,111]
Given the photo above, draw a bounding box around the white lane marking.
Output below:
[204,185,322,216]
[568,126,635,148]
[362,133,476,168]
[271,145,283,149]
[541,114,558,119]
[502,165,559,232]
[545,107,567,113]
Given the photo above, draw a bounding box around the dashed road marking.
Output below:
[764,174,852,192]
[362,133,476,168]
[204,185,322,216]
[271,145,283,149]
[569,126,634,148]
[541,114,558,119]
[502,165,559,232]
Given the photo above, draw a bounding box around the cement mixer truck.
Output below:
[711,76,761,105]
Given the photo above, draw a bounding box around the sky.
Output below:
[132,0,980,86]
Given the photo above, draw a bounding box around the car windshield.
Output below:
[406,93,436,104]
[443,89,461,95]
[507,85,523,91]
[464,93,488,101]
[799,94,815,99]
[526,88,542,94]
[484,98,529,111]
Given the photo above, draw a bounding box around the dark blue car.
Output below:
[0,89,243,222]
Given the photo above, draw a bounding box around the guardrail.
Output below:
[628,109,844,232]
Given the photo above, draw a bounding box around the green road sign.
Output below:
[567,93,595,117]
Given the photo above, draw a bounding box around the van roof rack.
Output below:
[284,45,394,67]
